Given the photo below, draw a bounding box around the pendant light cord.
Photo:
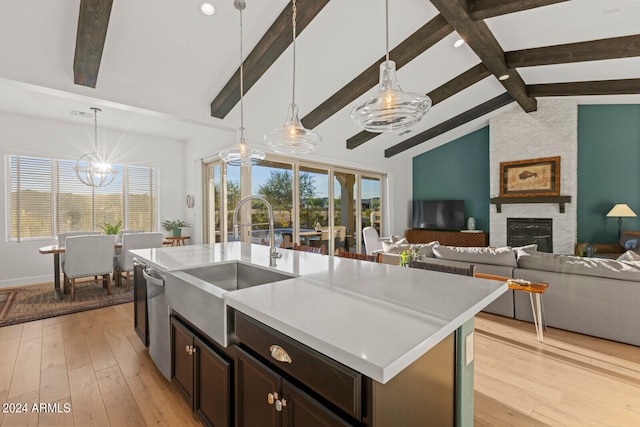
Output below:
[239,7,245,130]
[91,107,101,154]
[385,0,389,62]
[291,0,297,105]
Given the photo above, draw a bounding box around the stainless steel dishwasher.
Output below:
[143,266,171,380]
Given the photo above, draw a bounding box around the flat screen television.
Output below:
[412,200,465,230]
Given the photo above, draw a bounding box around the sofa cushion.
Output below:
[514,244,538,259]
[517,250,640,282]
[382,241,438,257]
[432,245,517,267]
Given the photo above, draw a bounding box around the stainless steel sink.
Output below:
[165,262,294,346]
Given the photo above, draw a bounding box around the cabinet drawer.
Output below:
[235,312,362,421]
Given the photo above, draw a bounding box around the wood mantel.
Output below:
[490,196,572,213]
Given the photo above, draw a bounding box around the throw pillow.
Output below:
[514,244,538,260]
[412,241,439,258]
[617,250,640,262]
[382,241,411,254]
[389,235,408,244]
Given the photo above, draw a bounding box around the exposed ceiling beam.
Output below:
[430,0,537,113]
[467,0,568,20]
[528,78,640,97]
[505,34,640,68]
[300,15,453,130]
[346,63,491,149]
[73,0,113,88]
[384,92,513,158]
[210,0,330,119]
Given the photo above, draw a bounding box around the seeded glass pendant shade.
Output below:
[74,107,118,187]
[219,0,265,166]
[265,0,321,154]
[351,0,431,132]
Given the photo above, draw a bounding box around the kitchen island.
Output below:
[132,242,506,426]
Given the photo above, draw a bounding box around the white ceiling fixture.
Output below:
[219,0,265,167]
[264,0,321,155]
[199,1,215,16]
[350,0,432,133]
[74,107,118,187]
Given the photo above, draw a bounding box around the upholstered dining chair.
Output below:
[293,243,326,255]
[115,232,164,290]
[335,248,380,262]
[62,234,116,301]
[58,231,100,268]
[362,226,383,255]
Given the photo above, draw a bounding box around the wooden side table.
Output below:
[474,272,548,342]
[165,236,190,246]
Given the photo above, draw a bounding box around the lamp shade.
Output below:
[606,204,637,218]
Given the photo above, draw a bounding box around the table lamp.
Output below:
[606,203,637,239]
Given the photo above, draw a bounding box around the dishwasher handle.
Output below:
[143,270,165,287]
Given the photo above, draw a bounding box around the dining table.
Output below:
[39,243,122,301]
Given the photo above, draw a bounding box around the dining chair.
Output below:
[115,232,164,291]
[281,232,294,249]
[62,234,116,301]
[293,243,326,255]
[335,248,380,262]
[57,231,100,268]
[362,226,383,255]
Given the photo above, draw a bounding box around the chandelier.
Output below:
[219,0,265,167]
[74,107,118,187]
[351,0,431,132]
[264,0,321,154]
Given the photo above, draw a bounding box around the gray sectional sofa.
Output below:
[379,244,640,346]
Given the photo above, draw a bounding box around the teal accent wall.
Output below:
[413,127,489,232]
[578,105,640,243]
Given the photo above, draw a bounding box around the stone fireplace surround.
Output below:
[489,100,577,255]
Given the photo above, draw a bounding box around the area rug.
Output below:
[0,281,133,327]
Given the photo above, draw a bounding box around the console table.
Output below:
[404,229,488,247]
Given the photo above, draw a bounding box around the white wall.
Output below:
[0,111,187,288]
[489,99,578,254]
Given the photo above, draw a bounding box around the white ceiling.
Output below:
[0,0,639,158]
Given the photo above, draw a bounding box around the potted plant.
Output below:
[99,220,122,235]
[162,219,191,237]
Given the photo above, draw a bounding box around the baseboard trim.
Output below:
[0,275,53,290]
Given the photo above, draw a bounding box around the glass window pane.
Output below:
[226,165,241,241]
[128,166,157,231]
[206,163,222,243]
[253,160,293,246]
[361,176,381,253]
[95,165,124,231]
[57,159,94,233]
[334,171,357,253]
[299,166,327,249]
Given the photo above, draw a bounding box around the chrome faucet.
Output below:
[233,195,282,267]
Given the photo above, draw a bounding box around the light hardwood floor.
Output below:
[0,304,639,426]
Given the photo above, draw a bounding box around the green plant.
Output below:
[161,219,191,232]
[399,247,420,267]
[99,220,122,235]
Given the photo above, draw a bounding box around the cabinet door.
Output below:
[171,317,194,408]
[133,264,148,346]
[236,348,280,427]
[195,337,231,427]
[281,380,352,427]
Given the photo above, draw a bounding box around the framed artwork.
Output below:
[499,156,560,197]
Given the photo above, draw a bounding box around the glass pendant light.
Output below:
[351,0,431,132]
[219,0,265,167]
[264,0,321,154]
[74,107,118,187]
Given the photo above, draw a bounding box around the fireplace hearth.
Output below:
[507,218,553,253]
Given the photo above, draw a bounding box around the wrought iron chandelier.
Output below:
[351,0,431,132]
[264,0,321,154]
[74,107,118,187]
[219,0,265,167]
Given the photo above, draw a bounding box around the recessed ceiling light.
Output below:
[498,74,510,81]
[199,2,215,16]
[453,39,465,48]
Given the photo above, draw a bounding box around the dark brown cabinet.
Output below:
[236,347,350,427]
[133,263,148,346]
[171,316,232,427]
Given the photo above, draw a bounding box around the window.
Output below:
[203,154,384,255]
[6,154,158,242]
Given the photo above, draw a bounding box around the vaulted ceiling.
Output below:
[1,0,639,162]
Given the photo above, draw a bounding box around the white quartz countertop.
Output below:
[131,243,506,383]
